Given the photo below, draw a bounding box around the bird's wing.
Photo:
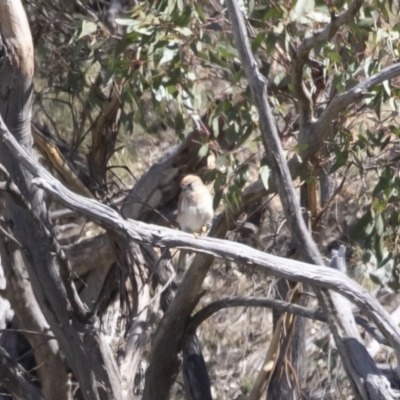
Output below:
[178,192,183,214]
[178,192,190,214]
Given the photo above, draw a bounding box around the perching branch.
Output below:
[0,114,400,362]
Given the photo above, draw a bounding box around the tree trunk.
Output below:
[0,2,121,399]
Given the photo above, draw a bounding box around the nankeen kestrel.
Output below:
[177,175,214,234]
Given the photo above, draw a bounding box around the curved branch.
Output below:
[225,0,322,266]
[188,296,323,334]
[0,115,400,363]
[297,0,364,59]
[311,63,400,150]
[292,0,363,129]
[187,296,389,347]
[0,345,44,400]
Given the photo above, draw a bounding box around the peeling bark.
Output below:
[0,2,121,399]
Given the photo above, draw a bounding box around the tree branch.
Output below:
[292,0,363,131]
[311,63,400,151]
[297,0,364,59]
[225,0,322,266]
[0,345,44,400]
[316,246,394,398]
[225,0,398,396]
[1,115,400,365]
[187,295,389,347]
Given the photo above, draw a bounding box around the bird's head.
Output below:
[180,174,203,192]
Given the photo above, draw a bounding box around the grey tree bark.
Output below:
[0,345,44,400]
[0,3,70,399]
[2,102,400,398]
[0,2,121,399]
[1,1,400,399]
[225,0,398,398]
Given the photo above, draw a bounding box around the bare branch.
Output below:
[224,1,398,397]
[297,0,364,59]
[311,63,400,150]
[0,345,44,400]
[225,0,322,266]
[316,246,394,399]
[188,296,390,348]
[292,0,363,130]
[188,296,322,333]
[1,115,400,365]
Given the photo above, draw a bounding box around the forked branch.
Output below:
[292,0,364,128]
[311,62,400,151]
[0,114,400,362]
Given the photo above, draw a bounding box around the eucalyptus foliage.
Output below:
[28,0,400,287]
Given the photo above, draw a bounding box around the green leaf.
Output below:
[212,118,220,138]
[329,150,348,173]
[198,144,209,159]
[175,112,185,139]
[78,21,97,39]
[115,18,139,26]
[265,33,278,54]
[383,79,391,96]
[263,8,282,20]
[373,173,392,197]
[293,143,309,152]
[351,210,374,240]
[237,124,254,147]
[374,236,386,265]
[251,33,264,53]
[328,51,342,64]
[175,27,192,36]
[372,90,382,120]
[375,213,384,236]
[172,5,192,27]
[195,6,206,22]
[260,165,270,191]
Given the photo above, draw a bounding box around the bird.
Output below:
[176,174,214,280]
[177,174,214,234]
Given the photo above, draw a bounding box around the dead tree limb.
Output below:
[1,112,400,398]
[225,1,397,398]
[0,2,120,399]
[311,63,400,152]
[317,246,399,398]
[292,0,364,131]
[0,345,44,400]
[187,295,388,347]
